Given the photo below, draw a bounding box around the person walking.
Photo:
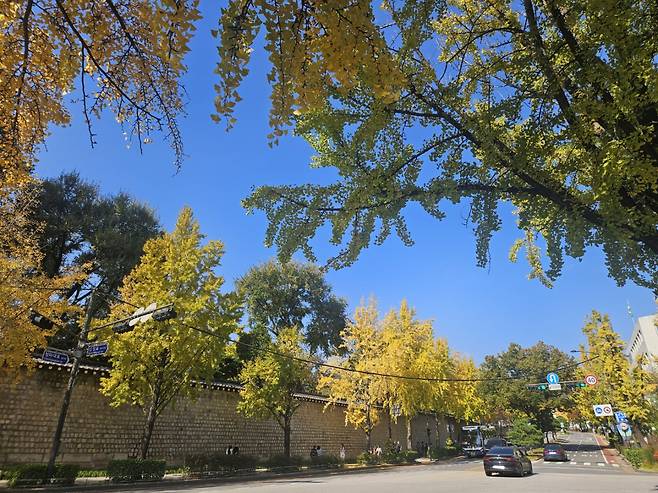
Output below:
[339,444,346,461]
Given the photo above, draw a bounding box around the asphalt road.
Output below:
[89,432,654,493]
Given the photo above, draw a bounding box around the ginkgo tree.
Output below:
[318,300,385,452]
[223,1,658,290]
[378,301,437,449]
[574,311,653,433]
[99,206,242,459]
[0,180,81,377]
[237,326,313,459]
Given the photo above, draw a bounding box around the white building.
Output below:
[626,314,658,370]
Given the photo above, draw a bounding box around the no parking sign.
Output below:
[593,404,614,417]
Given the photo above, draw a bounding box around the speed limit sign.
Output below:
[585,374,598,386]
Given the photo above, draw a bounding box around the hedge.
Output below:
[107,459,166,482]
[357,450,418,465]
[429,446,459,460]
[4,464,79,487]
[184,453,258,476]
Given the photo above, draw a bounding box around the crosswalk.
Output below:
[540,460,620,468]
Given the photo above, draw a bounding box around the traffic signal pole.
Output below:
[45,290,95,482]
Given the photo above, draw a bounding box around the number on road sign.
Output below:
[585,374,598,386]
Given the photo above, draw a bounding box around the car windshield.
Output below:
[544,444,563,450]
[488,447,514,456]
[486,438,506,446]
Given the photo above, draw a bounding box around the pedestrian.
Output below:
[317,445,324,457]
[225,444,233,455]
[232,446,239,455]
[339,443,346,461]
[395,441,401,453]
[310,446,317,458]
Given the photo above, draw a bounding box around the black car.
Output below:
[484,437,507,452]
[483,446,533,477]
[543,443,568,461]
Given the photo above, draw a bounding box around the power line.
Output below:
[178,321,600,384]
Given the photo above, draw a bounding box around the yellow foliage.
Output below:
[0,180,81,377]
[99,206,241,412]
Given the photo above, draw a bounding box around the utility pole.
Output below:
[45,289,96,482]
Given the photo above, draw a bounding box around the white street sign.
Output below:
[585,374,598,386]
[593,404,613,417]
[548,383,562,391]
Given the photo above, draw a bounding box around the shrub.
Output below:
[356,452,379,465]
[506,418,544,448]
[4,464,80,487]
[429,446,459,460]
[621,447,644,469]
[309,455,341,467]
[401,450,419,463]
[184,453,258,476]
[76,468,108,478]
[262,455,305,470]
[107,459,166,482]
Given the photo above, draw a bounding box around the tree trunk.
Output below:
[434,413,442,447]
[140,397,159,460]
[283,417,291,458]
[140,368,165,460]
[388,412,393,440]
[406,417,413,450]
[366,405,373,451]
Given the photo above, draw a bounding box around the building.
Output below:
[626,314,658,370]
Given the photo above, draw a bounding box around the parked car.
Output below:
[483,446,533,477]
[543,443,568,461]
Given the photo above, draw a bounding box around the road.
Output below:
[90,432,654,493]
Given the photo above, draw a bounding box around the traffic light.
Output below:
[29,310,55,331]
[152,306,176,322]
[112,321,133,334]
[526,384,548,391]
[565,381,587,389]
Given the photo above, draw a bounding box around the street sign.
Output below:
[86,341,109,357]
[593,404,614,417]
[614,411,627,424]
[546,372,560,384]
[584,374,598,386]
[42,348,69,365]
[548,383,562,391]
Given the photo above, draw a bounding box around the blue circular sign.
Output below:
[546,372,560,384]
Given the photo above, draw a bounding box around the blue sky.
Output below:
[35,7,656,362]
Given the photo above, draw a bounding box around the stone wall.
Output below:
[0,365,458,467]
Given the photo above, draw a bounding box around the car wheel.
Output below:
[527,465,533,476]
[485,471,492,477]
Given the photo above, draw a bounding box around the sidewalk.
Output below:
[593,433,634,472]
[0,461,423,491]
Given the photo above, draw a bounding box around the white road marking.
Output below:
[612,464,620,467]
[584,462,591,466]
[597,463,605,467]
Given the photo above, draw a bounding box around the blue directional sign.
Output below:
[546,372,560,385]
[614,411,627,424]
[42,348,69,365]
[86,341,109,357]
